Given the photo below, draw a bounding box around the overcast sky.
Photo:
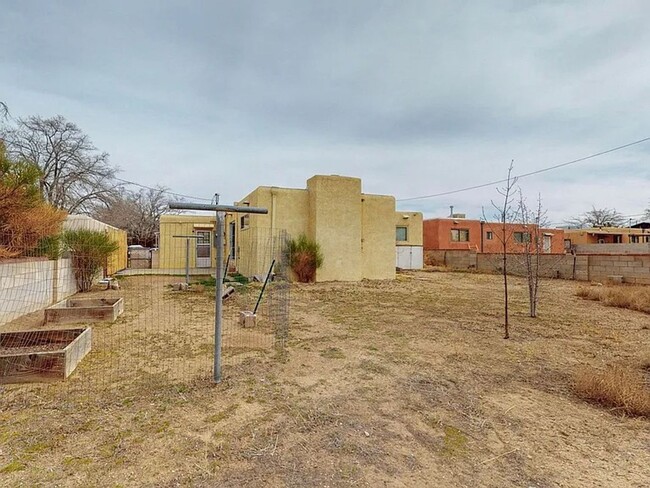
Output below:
[1,0,649,224]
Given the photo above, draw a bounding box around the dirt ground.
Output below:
[1,270,649,487]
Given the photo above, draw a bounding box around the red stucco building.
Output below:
[423,218,565,254]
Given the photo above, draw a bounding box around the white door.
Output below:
[395,246,424,269]
[195,230,212,268]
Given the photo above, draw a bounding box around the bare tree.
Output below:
[1,115,119,213]
[517,192,547,318]
[484,161,519,339]
[566,206,625,228]
[0,101,8,119]
[92,186,175,247]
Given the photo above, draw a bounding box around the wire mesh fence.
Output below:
[0,226,290,403]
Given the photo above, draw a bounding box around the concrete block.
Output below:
[239,311,257,327]
[222,286,235,300]
[606,275,624,284]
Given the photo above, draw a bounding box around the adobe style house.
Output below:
[564,227,650,246]
[423,218,565,254]
[157,175,423,281]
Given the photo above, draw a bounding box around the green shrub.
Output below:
[229,272,249,285]
[62,230,119,292]
[34,234,62,260]
[287,234,323,283]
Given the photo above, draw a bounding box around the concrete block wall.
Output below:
[475,254,588,280]
[0,258,77,326]
[586,254,650,284]
[574,243,650,255]
[425,250,478,269]
[424,250,446,266]
[425,250,649,285]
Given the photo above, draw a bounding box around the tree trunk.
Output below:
[502,239,509,339]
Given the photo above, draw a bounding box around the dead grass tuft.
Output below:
[573,364,650,418]
[576,285,650,314]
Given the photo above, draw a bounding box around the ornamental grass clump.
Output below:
[62,229,119,292]
[574,364,650,418]
[287,234,323,283]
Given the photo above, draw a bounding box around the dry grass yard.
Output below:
[1,271,649,487]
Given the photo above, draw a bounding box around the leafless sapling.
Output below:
[484,161,519,339]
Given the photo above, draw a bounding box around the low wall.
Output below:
[476,253,588,281]
[574,243,650,255]
[582,254,650,284]
[425,250,477,269]
[425,250,650,284]
[0,258,78,327]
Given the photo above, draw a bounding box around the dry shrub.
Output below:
[574,364,650,418]
[1,142,66,257]
[1,205,66,257]
[576,286,598,300]
[576,285,650,314]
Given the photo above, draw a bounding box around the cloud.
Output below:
[1,0,648,223]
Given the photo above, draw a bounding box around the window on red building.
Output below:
[450,229,470,242]
[514,232,530,243]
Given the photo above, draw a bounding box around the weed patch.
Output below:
[576,285,650,314]
[0,460,26,474]
[574,364,650,418]
[442,425,468,456]
[320,347,346,359]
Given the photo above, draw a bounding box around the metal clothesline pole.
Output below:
[172,235,200,284]
[168,201,268,383]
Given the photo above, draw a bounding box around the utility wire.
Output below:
[397,136,650,202]
[114,176,213,201]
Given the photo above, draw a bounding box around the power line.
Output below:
[397,136,650,202]
[114,176,213,201]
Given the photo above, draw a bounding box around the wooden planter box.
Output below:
[0,328,92,384]
[45,297,124,325]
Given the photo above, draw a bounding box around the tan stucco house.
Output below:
[157,175,423,281]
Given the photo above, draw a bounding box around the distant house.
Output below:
[423,217,565,254]
[564,227,650,245]
[631,222,650,230]
[157,175,424,281]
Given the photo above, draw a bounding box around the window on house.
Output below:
[629,235,649,243]
[195,230,211,245]
[396,226,408,242]
[486,231,493,240]
[514,232,531,243]
[240,214,250,230]
[564,239,572,249]
[450,229,470,242]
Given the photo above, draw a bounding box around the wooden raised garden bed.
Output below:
[45,297,124,325]
[0,328,92,384]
